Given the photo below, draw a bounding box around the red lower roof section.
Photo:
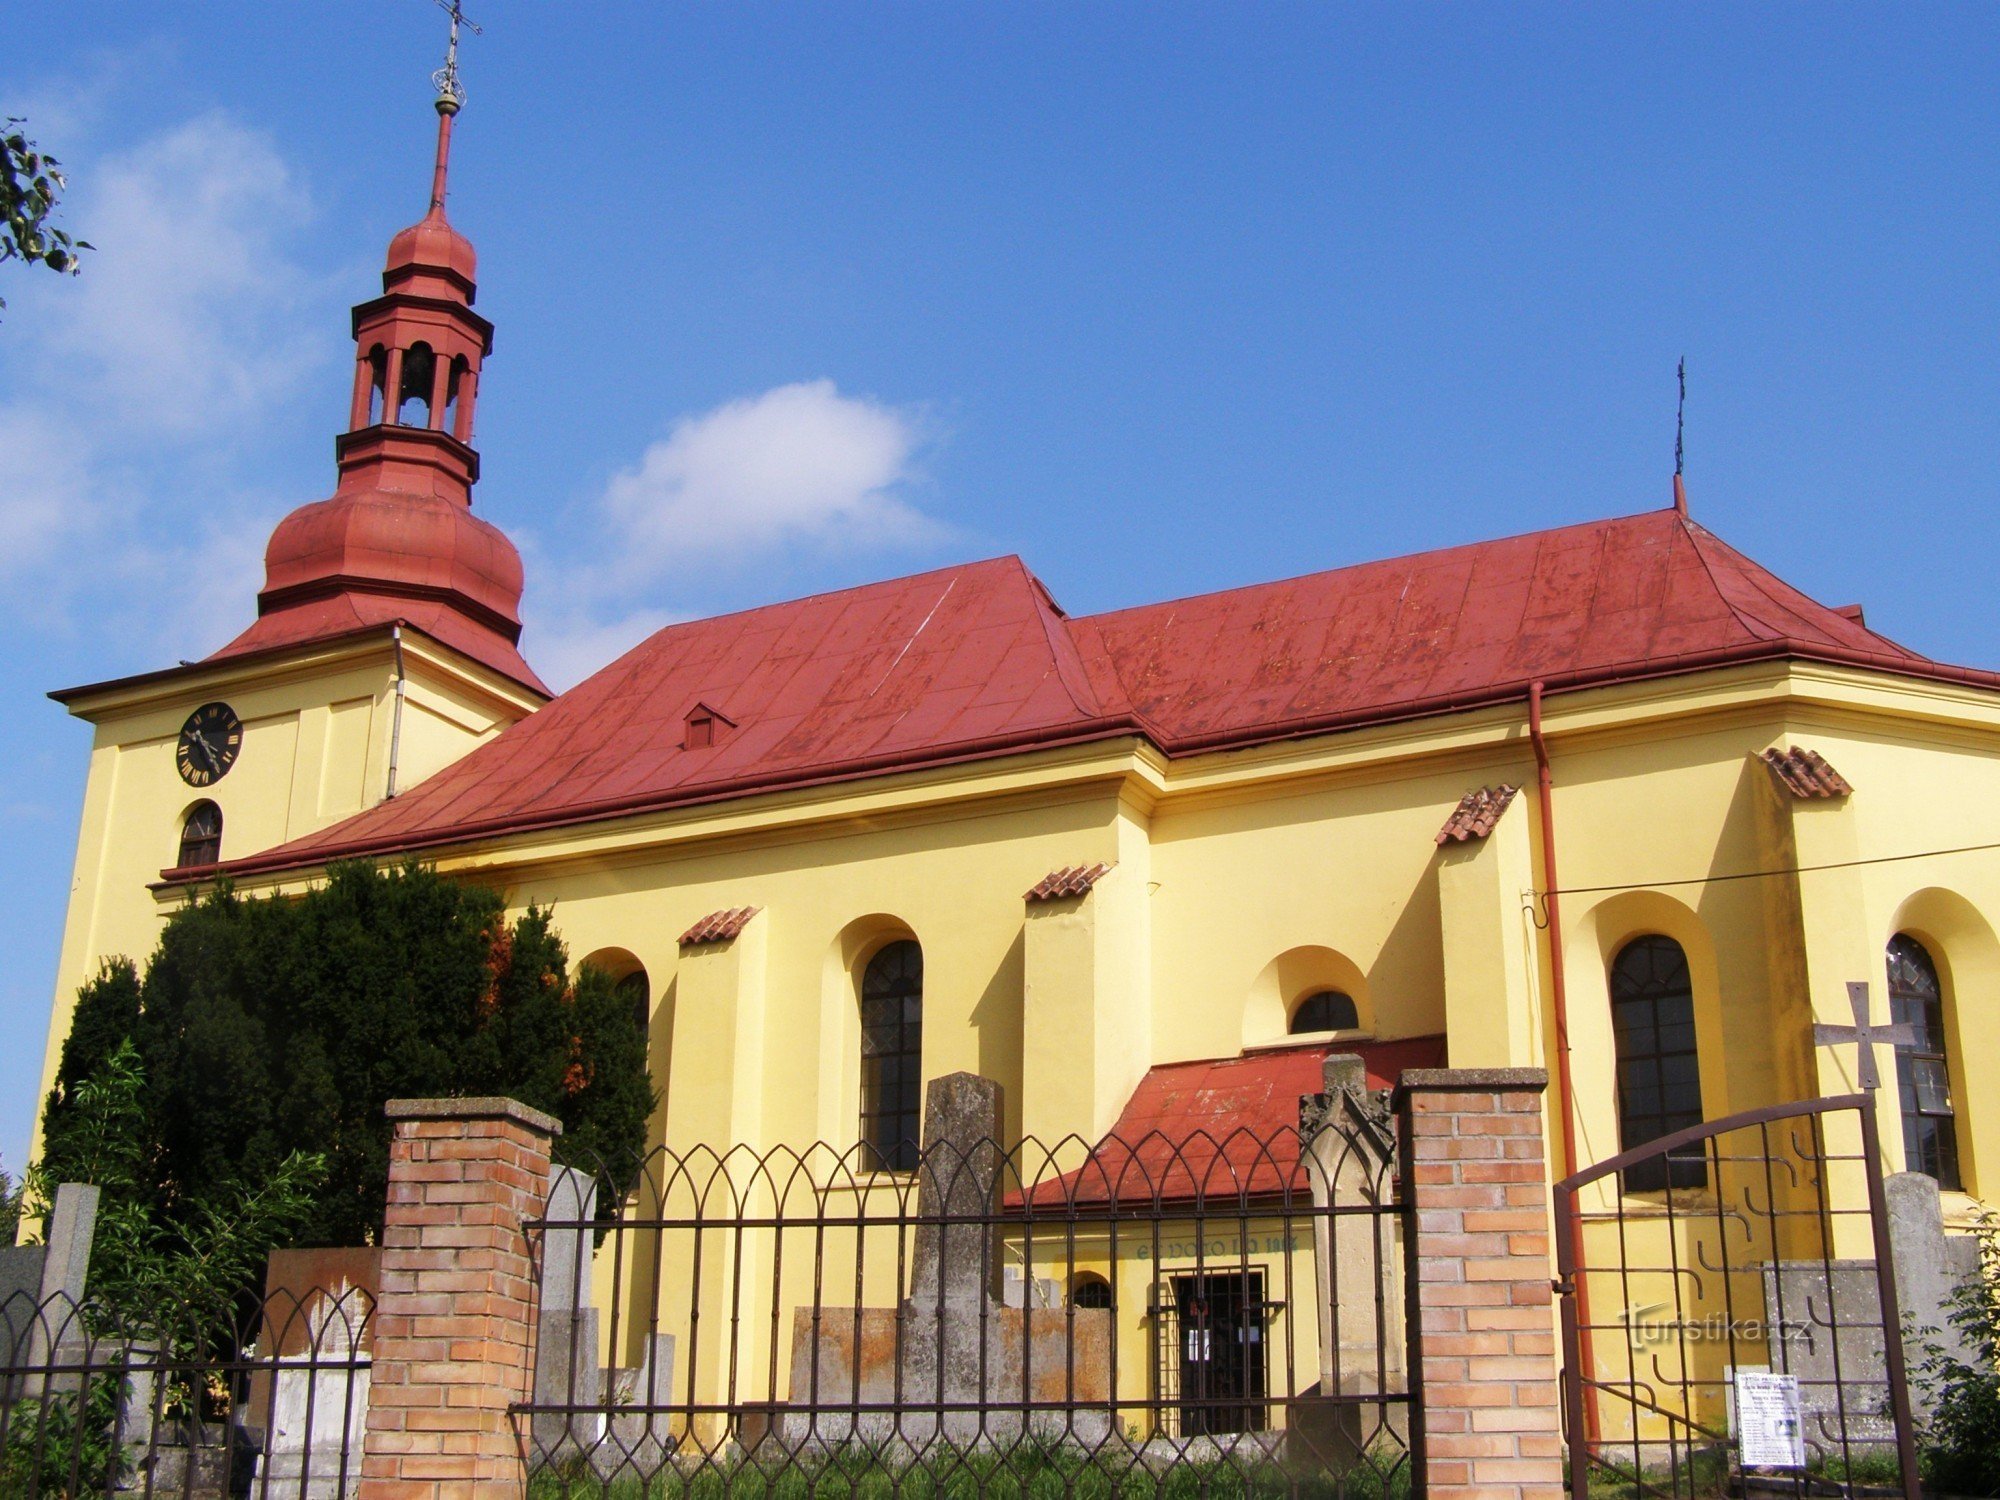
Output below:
[1009,1036,1446,1210]
[211,592,548,698]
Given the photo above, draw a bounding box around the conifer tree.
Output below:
[38,860,655,1249]
[37,958,142,1191]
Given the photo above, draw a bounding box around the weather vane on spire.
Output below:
[431,0,482,112]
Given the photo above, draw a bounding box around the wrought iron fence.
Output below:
[0,1281,373,1500]
[520,1116,1412,1496]
[1553,1095,1920,1500]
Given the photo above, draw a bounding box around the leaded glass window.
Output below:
[1610,935,1706,1191]
[1888,934,1961,1190]
[860,940,923,1172]
[177,802,222,868]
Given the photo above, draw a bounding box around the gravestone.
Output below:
[22,1183,98,1399]
[1760,1171,1982,1452]
[607,1331,677,1453]
[902,1072,1006,1443]
[1291,1054,1406,1471]
[1885,1172,1982,1425]
[255,1288,370,1500]
[532,1166,603,1457]
[782,1073,1112,1449]
[530,1164,677,1473]
[0,1243,47,1384]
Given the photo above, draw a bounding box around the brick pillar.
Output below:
[1396,1068,1561,1500]
[360,1097,560,1500]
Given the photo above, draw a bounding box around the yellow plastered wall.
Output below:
[34,630,541,1164]
[173,661,2000,1232]
[1798,714,2000,1214]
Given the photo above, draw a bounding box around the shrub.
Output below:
[1914,1214,2000,1497]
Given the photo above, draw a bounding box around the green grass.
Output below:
[1578,1446,1732,1500]
[527,1436,1413,1500]
[1575,1443,1910,1500]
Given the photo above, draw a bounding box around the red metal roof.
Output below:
[1077,508,1940,750]
[1009,1036,1447,1209]
[210,593,547,697]
[230,554,1118,872]
[211,508,1994,878]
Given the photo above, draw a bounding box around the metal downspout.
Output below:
[1530,680,1598,1446]
[386,623,407,800]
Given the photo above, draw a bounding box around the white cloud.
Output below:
[0,406,93,569]
[520,380,948,689]
[96,503,284,659]
[601,379,942,577]
[0,111,331,631]
[39,111,326,437]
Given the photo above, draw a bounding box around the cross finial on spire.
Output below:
[1672,357,1689,515]
[423,0,481,214]
[431,0,482,114]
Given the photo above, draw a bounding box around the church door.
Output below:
[1172,1271,1268,1436]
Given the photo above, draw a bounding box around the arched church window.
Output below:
[397,343,436,426]
[1071,1273,1113,1310]
[1609,935,1705,1190]
[1290,990,1359,1034]
[1888,934,1961,1190]
[177,802,222,868]
[860,939,923,1172]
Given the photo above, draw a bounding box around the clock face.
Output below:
[176,702,243,787]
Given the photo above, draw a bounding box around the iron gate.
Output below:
[1553,1094,1920,1500]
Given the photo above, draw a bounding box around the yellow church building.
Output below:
[32,82,2000,1462]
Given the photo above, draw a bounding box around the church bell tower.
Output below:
[208,47,541,694]
[37,29,547,1153]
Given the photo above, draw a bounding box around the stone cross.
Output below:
[1812,981,1913,1092]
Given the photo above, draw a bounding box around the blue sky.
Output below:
[3,4,1997,1174]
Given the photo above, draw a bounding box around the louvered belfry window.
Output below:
[860,940,924,1172]
[1888,933,1961,1190]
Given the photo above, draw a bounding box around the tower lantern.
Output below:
[342,73,491,502]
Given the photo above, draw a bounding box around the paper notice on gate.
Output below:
[1734,1371,1805,1469]
[1185,1327,1210,1362]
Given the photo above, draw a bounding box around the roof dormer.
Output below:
[683,702,736,751]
